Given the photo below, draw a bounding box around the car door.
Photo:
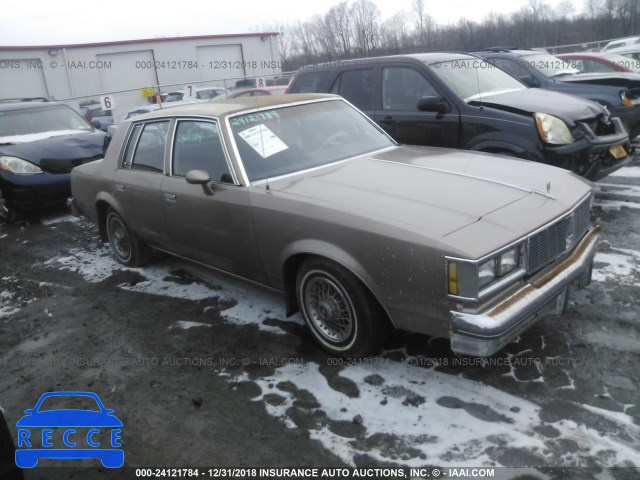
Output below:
[373,65,461,148]
[112,120,171,247]
[161,118,264,282]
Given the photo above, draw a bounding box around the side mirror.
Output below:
[186,169,214,195]
[91,120,102,129]
[417,96,450,113]
[518,74,539,87]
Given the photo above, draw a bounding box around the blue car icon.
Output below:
[15,391,123,468]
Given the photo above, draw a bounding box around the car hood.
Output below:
[16,410,123,427]
[468,89,604,124]
[0,130,106,170]
[269,146,585,241]
[554,71,640,88]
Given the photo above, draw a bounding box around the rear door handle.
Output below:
[378,116,395,126]
[114,184,125,191]
[164,193,177,200]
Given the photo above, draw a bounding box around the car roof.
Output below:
[606,45,640,54]
[558,52,605,58]
[300,52,475,70]
[134,94,337,121]
[0,100,64,112]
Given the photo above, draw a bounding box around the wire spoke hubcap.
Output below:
[304,275,354,343]
[109,219,131,260]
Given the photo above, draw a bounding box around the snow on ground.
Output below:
[0,281,20,319]
[593,199,640,211]
[169,320,211,330]
[43,227,640,469]
[40,214,80,226]
[233,361,640,467]
[592,250,640,286]
[609,166,640,178]
[46,245,299,333]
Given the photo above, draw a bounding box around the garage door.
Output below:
[196,44,244,83]
[0,59,48,99]
[97,50,157,92]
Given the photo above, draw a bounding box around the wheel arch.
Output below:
[281,243,395,329]
[94,192,125,243]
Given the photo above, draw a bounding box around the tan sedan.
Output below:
[69,94,599,357]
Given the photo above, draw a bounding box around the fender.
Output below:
[93,192,125,243]
[280,239,396,327]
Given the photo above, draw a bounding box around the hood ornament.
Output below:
[547,181,551,194]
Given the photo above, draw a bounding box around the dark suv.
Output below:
[475,48,640,143]
[0,98,107,222]
[288,53,631,181]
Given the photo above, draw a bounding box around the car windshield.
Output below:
[522,53,580,77]
[0,105,93,138]
[429,59,526,102]
[229,99,395,182]
[604,53,640,72]
[37,395,101,412]
[196,89,224,99]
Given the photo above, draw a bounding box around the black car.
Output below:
[288,53,632,181]
[475,48,640,143]
[0,98,107,223]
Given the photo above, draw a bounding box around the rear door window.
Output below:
[288,71,330,93]
[330,69,376,111]
[129,121,169,174]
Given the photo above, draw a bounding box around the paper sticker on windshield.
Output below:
[237,124,288,158]
[231,111,279,127]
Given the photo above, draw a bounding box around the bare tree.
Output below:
[380,11,412,52]
[351,0,381,55]
[326,2,353,57]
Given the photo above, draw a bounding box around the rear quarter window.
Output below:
[288,71,330,93]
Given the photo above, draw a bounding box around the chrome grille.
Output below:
[573,197,591,240]
[526,196,591,274]
[527,218,570,273]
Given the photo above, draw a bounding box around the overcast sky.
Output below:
[3,0,584,46]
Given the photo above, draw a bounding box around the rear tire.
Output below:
[105,208,151,267]
[296,258,389,358]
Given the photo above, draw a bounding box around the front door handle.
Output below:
[164,193,177,200]
[114,184,125,191]
[378,116,395,126]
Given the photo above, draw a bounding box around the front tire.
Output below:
[0,187,17,224]
[105,208,151,267]
[296,258,388,357]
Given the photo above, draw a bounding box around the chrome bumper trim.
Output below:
[449,226,600,357]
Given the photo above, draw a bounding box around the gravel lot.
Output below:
[0,162,639,480]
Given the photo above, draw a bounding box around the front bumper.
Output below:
[0,171,71,212]
[67,197,82,217]
[449,225,600,357]
[545,117,631,181]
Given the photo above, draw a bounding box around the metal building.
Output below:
[0,32,281,119]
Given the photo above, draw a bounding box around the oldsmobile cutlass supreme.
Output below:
[69,94,600,357]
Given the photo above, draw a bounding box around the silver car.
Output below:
[69,94,600,357]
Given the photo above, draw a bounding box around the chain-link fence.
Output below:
[55,72,292,129]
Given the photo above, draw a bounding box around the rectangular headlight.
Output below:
[478,259,496,289]
[497,247,520,276]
